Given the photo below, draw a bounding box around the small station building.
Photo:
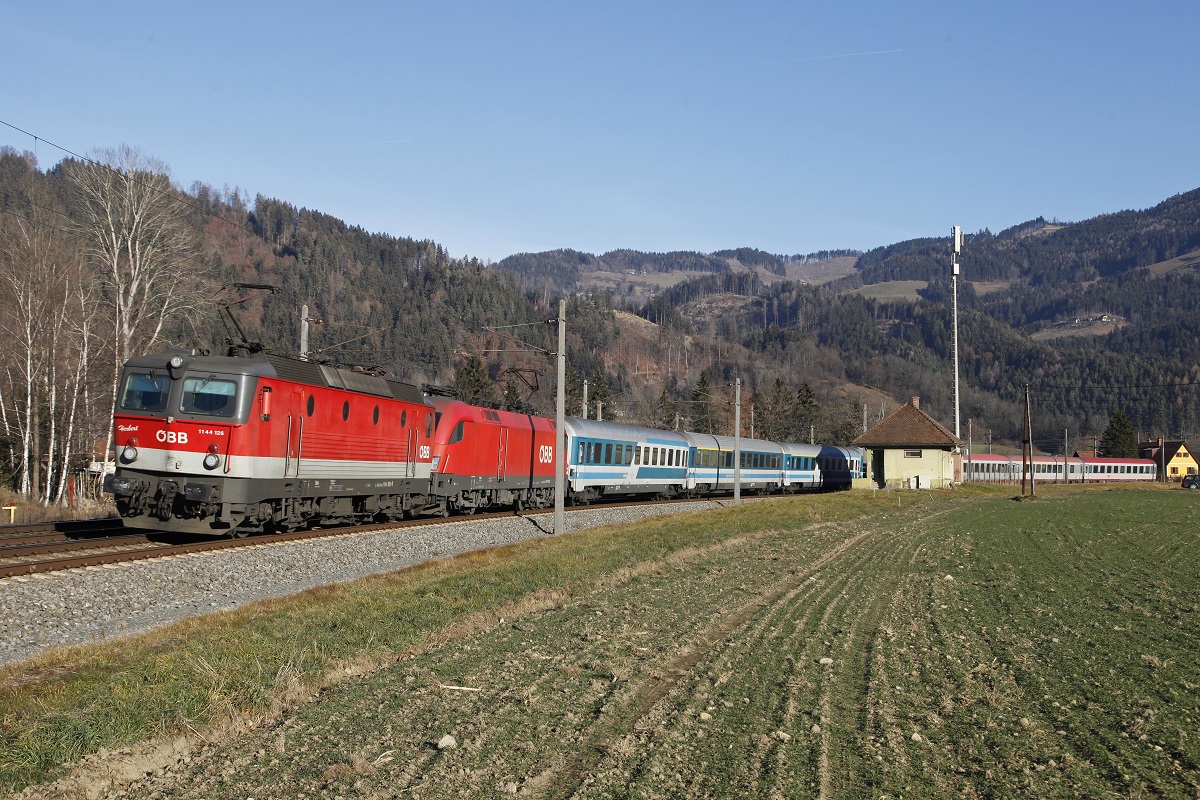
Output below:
[852,397,964,489]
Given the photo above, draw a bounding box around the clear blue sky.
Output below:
[4,1,1198,264]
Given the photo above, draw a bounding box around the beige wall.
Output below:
[875,447,958,489]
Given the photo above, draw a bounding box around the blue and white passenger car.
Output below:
[681,432,785,494]
[780,442,822,491]
[564,417,691,502]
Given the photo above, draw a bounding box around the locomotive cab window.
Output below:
[180,376,237,417]
[448,421,466,444]
[120,373,171,412]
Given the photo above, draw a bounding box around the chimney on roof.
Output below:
[911,397,920,410]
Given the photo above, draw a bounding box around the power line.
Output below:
[1032,381,1198,392]
[1,118,259,239]
[0,206,76,238]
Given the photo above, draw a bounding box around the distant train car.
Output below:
[964,453,1156,484]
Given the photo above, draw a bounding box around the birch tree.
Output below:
[67,145,209,463]
[0,201,80,499]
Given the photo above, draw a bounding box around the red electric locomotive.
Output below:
[426,396,559,514]
[105,348,436,535]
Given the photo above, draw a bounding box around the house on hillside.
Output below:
[1138,439,1198,481]
[852,397,963,489]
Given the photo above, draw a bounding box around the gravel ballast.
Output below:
[0,501,728,667]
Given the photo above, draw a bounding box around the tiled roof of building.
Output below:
[1139,439,1198,465]
[852,397,963,448]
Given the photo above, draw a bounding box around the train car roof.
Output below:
[564,417,689,445]
[780,442,823,457]
[680,431,784,453]
[425,396,557,429]
[124,348,428,406]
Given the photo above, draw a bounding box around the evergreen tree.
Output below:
[690,373,716,434]
[1098,408,1138,457]
[501,379,527,413]
[564,363,584,417]
[588,367,614,419]
[795,382,818,443]
[452,354,498,406]
[762,377,797,441]
[655,390,678,430]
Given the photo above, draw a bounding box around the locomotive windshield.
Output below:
[120,372,171,412]
[180,376,238,417]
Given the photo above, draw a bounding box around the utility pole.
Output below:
[1022,384,1034,497]
[734,378,742,504]
[582,380,588,419]
[554,300,566,536]
[967,419,973,481]
[300,304,312,360]
[951,225,963,439]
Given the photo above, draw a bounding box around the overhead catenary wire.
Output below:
[1030,381,1198,392]
[0,118,260,240]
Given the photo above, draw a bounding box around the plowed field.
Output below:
[13,487,1200,799]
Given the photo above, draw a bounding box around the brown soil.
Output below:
[14,501,965,799]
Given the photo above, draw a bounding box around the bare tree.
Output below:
[0,200,83,499]
[50,276,103,504]
[67,145,210,463]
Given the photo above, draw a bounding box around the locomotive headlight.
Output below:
[169,355,184,369]
[122,438,139,463]
[202,443,220,470]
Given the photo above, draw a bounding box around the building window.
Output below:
[904,450,922,458]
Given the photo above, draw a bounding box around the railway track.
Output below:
[0,498,720,580]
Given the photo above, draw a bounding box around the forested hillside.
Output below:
[2,142,1198,509]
